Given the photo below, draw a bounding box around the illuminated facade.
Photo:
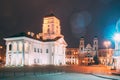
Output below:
[4,14,67,66]
[42,14,63,40]
[65,48,79,65]
[98,49,114,65]
[79,37,98,65]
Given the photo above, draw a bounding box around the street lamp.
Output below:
[104,41,111,49]
[0,46,3,61]
[104,41,111,66]
[0,46,2,49]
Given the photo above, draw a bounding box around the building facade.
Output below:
[65,48,79,65]
[4,14,67,66]
[79,37,98,65]
[98,49,114,66]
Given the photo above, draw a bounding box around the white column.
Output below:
[53,46,55,65]
[63,47,66,65]
[28,42,31,65]
[16,42,19,66]
[10,42,13,66]
[5,42,9,66]
[22,41,25,66]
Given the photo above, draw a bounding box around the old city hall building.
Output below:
[4,14,67,66]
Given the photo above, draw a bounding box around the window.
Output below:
[81,47,83,50]
[9,44,12,51]
[47,28,50,33]
[46,49,48,53]
[40,49,42,53]
[94,42,96,45]
[37,59,39,63]
[34,59,36,63]
[38,49,39,53]
[81,42,83,45]
[34,48,36,52]
[95,47,96,50]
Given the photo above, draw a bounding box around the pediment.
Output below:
[86,44,92,49]
[56,38,68,46]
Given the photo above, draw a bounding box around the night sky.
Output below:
[0,0,120,48]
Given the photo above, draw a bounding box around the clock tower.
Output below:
[42,13,62,40]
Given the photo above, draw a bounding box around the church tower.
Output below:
[79,37,84,54]
[93,36,98,51]
[42,13,62,40]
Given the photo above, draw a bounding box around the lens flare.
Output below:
[70,11,92,38]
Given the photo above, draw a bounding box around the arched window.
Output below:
[9,44,12,51]
[81,42,83,45]
[81,47,83,50]
[94,42,96,45]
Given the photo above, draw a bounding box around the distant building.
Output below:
[4,14,67,66]
[98,48,114,66]
[78,37,98,65]
[65,48,79,65]
[0,46,6,64]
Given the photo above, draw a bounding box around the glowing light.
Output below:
[70,11,92,38]
[113,33,120,42]
[27,32,31,35]
[82,60,85,63]
[104,41,111,48]
[0,46,2,49]
[36,34,40,39]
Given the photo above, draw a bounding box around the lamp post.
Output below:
[104,41,111,66]
[0,46,3,61]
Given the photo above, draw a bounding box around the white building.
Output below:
[4,14,67,66]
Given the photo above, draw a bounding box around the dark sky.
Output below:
[0,0,120,48]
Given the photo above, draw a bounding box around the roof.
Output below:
[8,32,37,39]
[41,37,61,42]
[5,32,62,42]
[44,13,56,17]
[80,36,84,38]
[9,32,29,37]
[86,44,92,49]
